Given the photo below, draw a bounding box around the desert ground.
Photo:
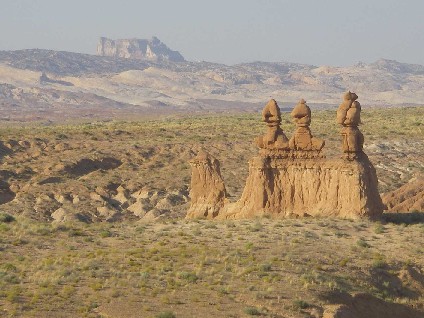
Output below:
[0,106,423,317]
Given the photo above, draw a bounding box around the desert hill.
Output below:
[0,48,424,122]
[383,176,424,212]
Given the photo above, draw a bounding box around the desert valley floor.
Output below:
[0,106,423,317]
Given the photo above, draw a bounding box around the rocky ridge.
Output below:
[0,48,424,122]
[383,176,424,212]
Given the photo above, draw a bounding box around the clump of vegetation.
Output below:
[259,263,272,272]
[374,223,385,234]
[100,229,112,238]
[177,271,199,283]
[372,253,388,269]
[292,299,310,310]
[0,213,15,223]
[244,306,261,316]
[356,238,371,248]
[155,311,176,318]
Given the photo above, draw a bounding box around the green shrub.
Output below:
[244,306,261,316]
[372,253,387,269]
[155,311,176,318]
[100,230,112,238]
[0,213,15,223]
[374,223,385,234]
[293,299,310,310]
[68,228,84,237]
[259,263,272,272]
[177,271,198,283]
[356,238,370,248]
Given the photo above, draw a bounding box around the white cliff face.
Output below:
[96,37,185,62]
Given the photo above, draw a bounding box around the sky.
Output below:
[1,0,423,66]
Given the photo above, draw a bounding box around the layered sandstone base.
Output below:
[219,153,384,219]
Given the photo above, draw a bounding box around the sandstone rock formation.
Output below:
[189,97,384,219]
[222,153,383,219]
[186,150,226,219]
[96,36,185,62]
[255,99,289,150]
[337,92,364,160]
[336,91,358,125]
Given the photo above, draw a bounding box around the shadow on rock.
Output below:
[0,141,12,160]
[64,157,122,177]
[0,180,15,205]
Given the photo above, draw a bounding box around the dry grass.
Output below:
[0,216,424,317]
[0,106,423,317]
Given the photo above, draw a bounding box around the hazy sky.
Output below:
[1,0,423,66]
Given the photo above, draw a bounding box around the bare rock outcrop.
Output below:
[222,154,383,219]
[382,175,424,212]
[96,36,185,62]
[186,150,226,219]
[189,94,384,220]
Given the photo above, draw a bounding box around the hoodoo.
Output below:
[187,93,384,219]
[186,150,227,219]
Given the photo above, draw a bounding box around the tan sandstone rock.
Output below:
[221,154,383,219]
[186,150,226,219]
[51,207,82,223]
[337,92,364,160]
[289,99,325,152]
[255,99,289,150]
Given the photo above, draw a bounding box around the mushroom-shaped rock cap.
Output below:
[291,99,311,119]
[195,149,213,161]
[266,99,278,108]
[343,91,358,101]
[262,99,281,123]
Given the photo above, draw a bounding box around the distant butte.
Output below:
[96,36,185,62]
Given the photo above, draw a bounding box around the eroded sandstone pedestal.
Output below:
[220,153,383,219]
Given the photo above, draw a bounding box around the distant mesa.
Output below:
[96,36,185,62]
